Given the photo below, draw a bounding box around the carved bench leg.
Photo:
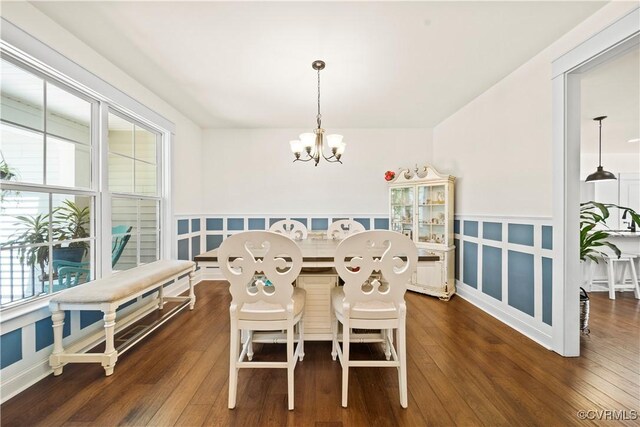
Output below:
[102,310,118,376]
[158,283,165,310]
[50,309,66,376]
[189,270,196,310]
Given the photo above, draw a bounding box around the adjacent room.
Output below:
[0,1,638,426]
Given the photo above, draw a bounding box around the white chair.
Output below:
[330,230,417,408]
[326,219,366,240]
[218,231,306,410]
[269,219,308,240]
[603,253,640,300]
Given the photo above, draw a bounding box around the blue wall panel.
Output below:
[1,329,22,369]
[483,222,502,241]
[248,218,266,230]
[463,241,478,288]
[35,311,72,352]
[542,257,553,326]
[482,245,502,301]
[454,238,460,280]
[374,218,390,230]
[191,236,201,258]
[542,225,553,250]
[191,219,200,233]
[206,235,224,251]
[177,219,189,235]
[312,218,329,230]
[508,250,535,316]
[463,221,478,237]
[454,219,460,234]
[354,218,371,230]
[178,239,189,260]
[508,224,534,246]
[291,218,308,227]
[269,218,286,227]
[227,218,244,231]
[80,311,103,329]
[206,218,223,231]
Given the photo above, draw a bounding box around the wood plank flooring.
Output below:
[1,283,638,426]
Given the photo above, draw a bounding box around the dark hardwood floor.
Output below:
[1,283,638,426]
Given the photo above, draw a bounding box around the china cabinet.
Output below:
[389,164,456,300]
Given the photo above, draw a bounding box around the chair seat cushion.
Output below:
[239,287,306,321]
[331,286,399,320]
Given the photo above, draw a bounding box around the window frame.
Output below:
[0,24,174,316]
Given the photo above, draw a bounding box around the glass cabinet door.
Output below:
[417,184,446,244]
[390,186,414,240]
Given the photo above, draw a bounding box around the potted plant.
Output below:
[0,200,91,279]
[52,199,91,263]
[1,214,51,277]
[0,158,19,207]
[580,201,640,262]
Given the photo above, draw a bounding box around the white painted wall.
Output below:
[0,2,203,214]
[202,128,432,215]
[432,2,639,217]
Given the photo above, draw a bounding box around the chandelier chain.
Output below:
[317,68,322,128]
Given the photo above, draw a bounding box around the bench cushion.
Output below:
[50,260,195,304]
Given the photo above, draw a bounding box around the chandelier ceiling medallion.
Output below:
[290,60,345,166]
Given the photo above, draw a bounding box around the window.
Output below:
[108,111,161,271]
[0,50,167,308]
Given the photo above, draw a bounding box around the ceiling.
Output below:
[580,45,640,154]
[31,1,607,129]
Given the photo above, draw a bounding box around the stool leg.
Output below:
[628,260,640,299]
[607,260,616,300]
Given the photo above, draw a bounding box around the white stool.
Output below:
[604,254,640,300]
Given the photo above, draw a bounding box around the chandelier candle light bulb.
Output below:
[290,60,345,166]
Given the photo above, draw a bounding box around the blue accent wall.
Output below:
[454,238,460,280]
[206,235,223,251]
[508,250,535,316]
[1,329,22,369]
[292,218,308,227]
[463,221,478,237]
[191,236,201,257]
[312,218,329,230]
[542,226,553,250]
[463,241,478,288]
[354,218,370,230]
[482,245,502,301]
[227,218,244,231]
[508,224,534,246]
[542,257,553,326]
[269,217,285,227]
[206,218,223,231]
[35,311,72,352]
[177,219,189,235]
[178,238,189,260]
[80,311,103,329]
[248,218,266,230]
[454,219,460,234]
[374,218,389,230]
[483,222,502,241]
[191,219,200,233]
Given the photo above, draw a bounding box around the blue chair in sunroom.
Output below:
[51,225,132,291]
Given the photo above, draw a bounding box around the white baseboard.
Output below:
[456,281,553,350]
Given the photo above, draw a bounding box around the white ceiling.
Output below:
[31,1,607,130]
[580,46,640,154]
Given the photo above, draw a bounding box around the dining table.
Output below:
[195,236,439,341]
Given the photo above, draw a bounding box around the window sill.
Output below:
[1,294,55,325]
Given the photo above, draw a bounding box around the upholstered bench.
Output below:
[49,260,196,376]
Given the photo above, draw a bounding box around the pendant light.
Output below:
[585,116,616,182]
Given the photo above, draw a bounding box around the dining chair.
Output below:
[331,230,417,408]
[326,219,366,240]
[218,231,306,410]
[269,219,308,240]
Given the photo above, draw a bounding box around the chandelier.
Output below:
[289,60,345,166]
